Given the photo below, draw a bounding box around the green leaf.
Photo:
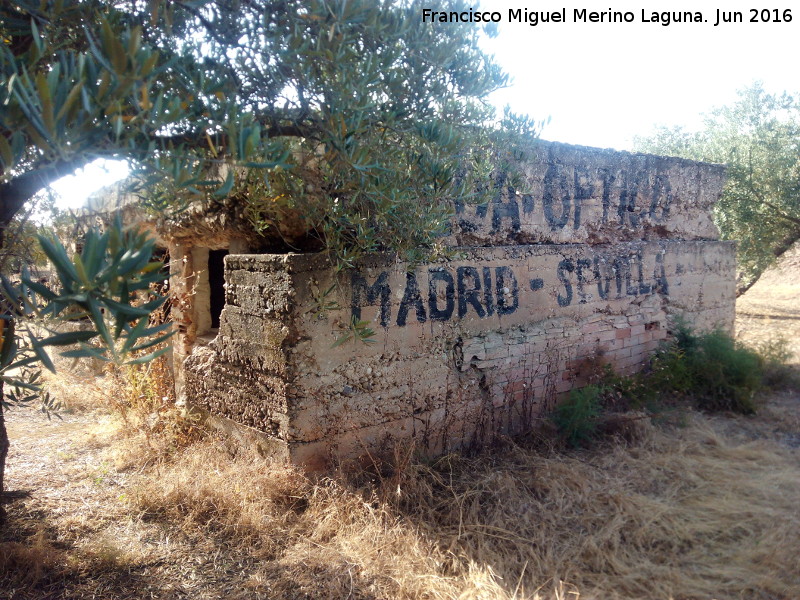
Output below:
[48,292,88,306]
[55,80,84,122]
[100,296,152,318]
[214,169,235,198]
[60,346,111,361]
[0,377,41,392]
[141,51,159,77]
[101,17,128,73]
[0,134,14,168]
[20,278,57,301]
[244,124,260,157]
[116,248,153,277]
[81,229,109,279]
[120,315,149,354]
[124,345,170,365]
[129,330,173,353]
[86,297,115,357]
[140,296,167,312]
[31,339,56,373]
[140,260,165,275]
[29,18,43,55]
[331,332,353,348]
[38,235,79,284]
[73,254,90,286]
[35,72,55,137]
[39,330,100,347]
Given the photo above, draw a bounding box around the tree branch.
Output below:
[0,113,315,231]
[757,198,800,227]
[0,156,91,229]
[736,227,800,297]
[739,169,800,227]
[156,117,313,148]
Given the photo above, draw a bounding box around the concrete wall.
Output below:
[184,240,735,469]
[178,142,735,469]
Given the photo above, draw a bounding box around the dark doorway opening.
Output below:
[208,249,228,329]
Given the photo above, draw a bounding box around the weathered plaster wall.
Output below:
[444,142,725,247]
[178,141,734,468]
[184,240,735,468]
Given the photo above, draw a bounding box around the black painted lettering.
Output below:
[617,172,641,227]
[612,256,628,298]
[493,169,508,190]
[594,256,611,300]
[495,266,519,315]
[625,256,638,296]
[397,272,427,326]
[522,194,535,214]
[491,198,521,233]
[572,168,593,229]
[487,171,520,232]
[649,174,671,220]
[653,253,669,295]
[575,258,592,303]
[557,258,574,307]
[482,267,495,316]
[543,164,571,230]
[428,269,455,321]
[457,266,486,318]
[601,170,614,223]
[351,271,391,327]
[635,253,652,295]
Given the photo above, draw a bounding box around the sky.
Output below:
[480,0,800,149]
[52,0,800,209]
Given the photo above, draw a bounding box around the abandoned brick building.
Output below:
[86,141,735,468]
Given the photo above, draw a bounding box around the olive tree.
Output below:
[635,83,800,295]
[1,0,534,261]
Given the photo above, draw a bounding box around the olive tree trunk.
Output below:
[0,222,10,527]
[0,384,8,527]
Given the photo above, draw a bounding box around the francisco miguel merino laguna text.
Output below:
[420,7,779,27]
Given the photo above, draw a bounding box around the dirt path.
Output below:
[736,245,800,363]
[2,407,271,600]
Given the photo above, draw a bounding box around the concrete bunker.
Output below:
[158,141,736,469]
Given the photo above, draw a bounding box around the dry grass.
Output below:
[2,253,800,599]
[118,407,799,600]
[42,369,111,414]
[0,529,63,589]
[4,383,799,600]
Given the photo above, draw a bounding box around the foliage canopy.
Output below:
[1,0,537,264]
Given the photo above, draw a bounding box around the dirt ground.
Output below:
[736,245,800,363]
[1,253,799,600]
